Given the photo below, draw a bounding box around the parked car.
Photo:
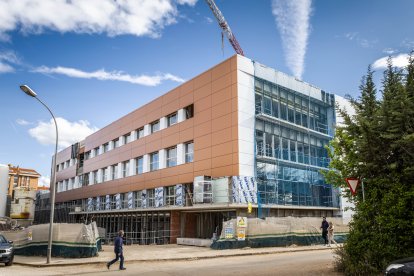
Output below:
[0,234,14,266]
[385,257,414,276]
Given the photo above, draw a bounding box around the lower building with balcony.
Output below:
[46,54,344,244]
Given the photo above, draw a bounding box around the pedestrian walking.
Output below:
[107,230,126,270]
[327,221,338,247]
[320,217,329,246]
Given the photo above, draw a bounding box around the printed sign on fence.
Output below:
[224,221,234,239]
[225,227,234,239]
[237,228,246,241]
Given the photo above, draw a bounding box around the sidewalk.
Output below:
[13,244,339,267]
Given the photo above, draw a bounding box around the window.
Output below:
[263,96,272,115]
[150,152,159,171]
[103,143,109,153]
[255,93,262,114]
[151,120,160,133]
[288,108,295,123]
[85,151,91,160]
[264,82,271,94]
[165,186,175,206]
[147,189,155,207]
[84,173,90,185]
[113,138,120,148]
[111,164,118,180]
[135,157,143,174]
[137,127,144,139]
[79,175,84,187]
[134,191,143,208]
[167,147,177,167]
[94,147,99,156]
[65,160,70,168]
[123,133,131,144]
[122,161,129,177]
[102,167,108,182]
[255,79,263,92]
[93,170,98,184]
[184,104,194,119]
[185,141,194,163]
[167,112,178,127]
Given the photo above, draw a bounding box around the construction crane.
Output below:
[205,0,244,56]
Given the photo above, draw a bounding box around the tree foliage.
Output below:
[324,54,414,275]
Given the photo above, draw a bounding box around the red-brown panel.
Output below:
[211,99,232,119]
[194,70,212,89]
[212,73,232,94]
[212,165,234,178]
[194,83,212,102]
[194,94,212,113]
[194,134,211,151]
[211,141,234,158]
[194,121,212,138]
[212,59,231,81]
[211,127,233,146]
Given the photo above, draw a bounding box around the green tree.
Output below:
[324,57,414,275]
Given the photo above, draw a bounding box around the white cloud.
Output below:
[335,95,355,126]
[401,39,414,49]
[28,117,99,149]
[372,53,410,70]
[38,175,50,187]
[0,0,198,40]
[0,50,20,73]
[382,48,397,55]
[272,0,312,80]
[205,16,213,24]
[32,66,185,86]
[343,32,377,48]
[16,119,32,126]
[345,32,358,41]
[0,62,13,73]
[176,0,197,5]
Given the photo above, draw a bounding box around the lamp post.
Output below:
[19,85,58,264]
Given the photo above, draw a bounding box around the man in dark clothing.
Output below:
[107,230,126,270]
[320,217,329,246]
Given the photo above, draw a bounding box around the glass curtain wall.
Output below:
[254,78,338,208]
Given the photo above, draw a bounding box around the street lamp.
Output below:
[19,85,58,264]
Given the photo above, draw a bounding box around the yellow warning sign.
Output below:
[237,216,247,228]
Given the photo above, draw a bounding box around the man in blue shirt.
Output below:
[107,230,126,270]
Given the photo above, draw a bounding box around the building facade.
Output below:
[8,165,41,196]
[6,165,42,223]
[50,55,341,244]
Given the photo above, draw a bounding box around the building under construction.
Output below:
[32,54,347,245]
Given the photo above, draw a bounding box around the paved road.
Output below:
[0,250,342,276]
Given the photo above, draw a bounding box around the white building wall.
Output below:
[177,143,185,165]
[0,164,9,217]
[159,149,166,170]
[236,56,256,177]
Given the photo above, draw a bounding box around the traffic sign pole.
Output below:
[361,179,365,202]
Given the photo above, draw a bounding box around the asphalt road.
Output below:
[0,249,342,276]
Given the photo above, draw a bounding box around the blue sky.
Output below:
[1,0,413,186]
